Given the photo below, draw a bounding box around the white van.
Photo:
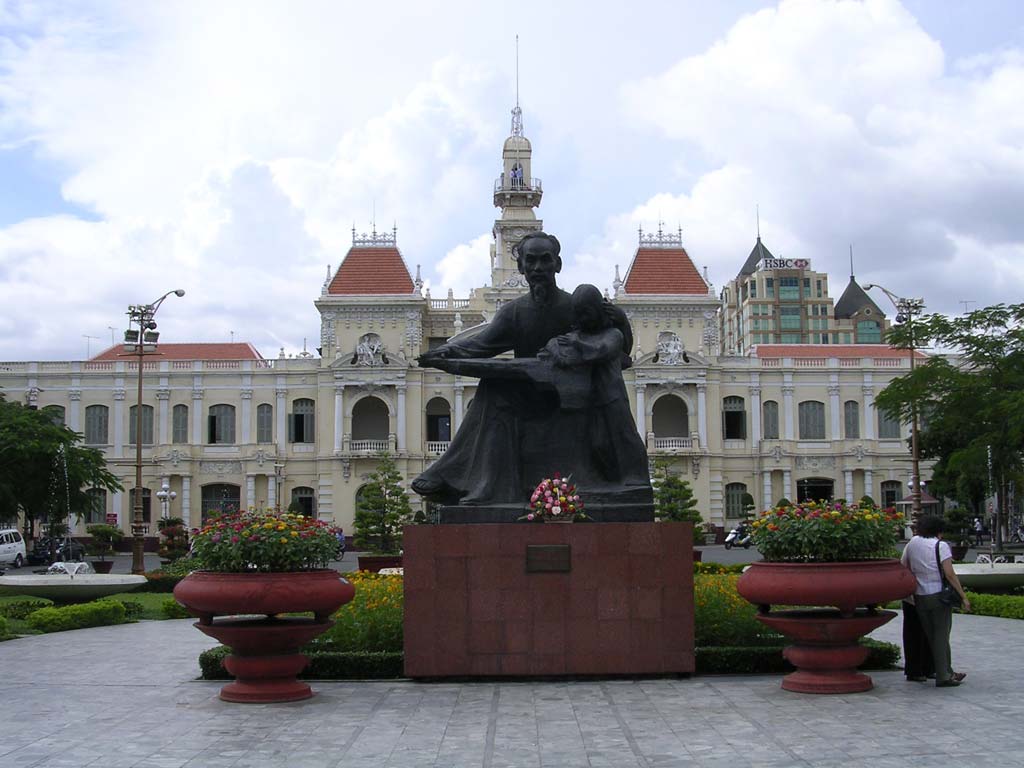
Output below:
[0,528,27,569]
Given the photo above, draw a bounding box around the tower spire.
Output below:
[756,204,761,239]
[849,244,855,279]
[511,35,523,137]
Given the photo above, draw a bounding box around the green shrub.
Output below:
[315,572,403,652]
[198,644,404,680]
[138,558,200,592]
[694,574,783,647]
[161,598,191,619]
[694,562,746,575]
[116,600,144,620]
[27,600,127,633]
[0,615,8,638]
[965,591,1024,619]
[696,639,899,675]
[0,598,52,620]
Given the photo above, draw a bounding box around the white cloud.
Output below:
[435,233,492,298]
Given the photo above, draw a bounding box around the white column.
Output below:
[113,389,126,458]
[276,387,287,454]
[634,384,646,437]
[762,470,772,508]
[829,383,841,440]
[396,385,407,452]
[267,473,277,511]
[113,491,123,528]
[697,383,708,447]
[864,469,874,501]
[246,474,256,509]
[782,385,795,440]
[844,470,854,502]
[749,386,762,444]
[862,384,876,440]
[240,389,253,444]
[333,385,345,453]
[783,469,793,501]
[181,476,191,528]
[192,390,204,444]
[157,389,170,445]
[68,390,81,432]
[453,385,465,434]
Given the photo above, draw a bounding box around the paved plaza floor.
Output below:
[0,612,1021,768]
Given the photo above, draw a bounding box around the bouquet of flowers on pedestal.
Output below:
[520,473,588,522]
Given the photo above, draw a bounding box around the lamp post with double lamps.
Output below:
[863,284,925,525]
[124,289,185,574]
[156,481,177,520]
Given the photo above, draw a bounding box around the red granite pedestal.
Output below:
[403,522,695,678]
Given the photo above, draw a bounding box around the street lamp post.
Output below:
[124,289,185,574]
[274,463,285,512]
[156,481,177,520]
[864,284,925,525]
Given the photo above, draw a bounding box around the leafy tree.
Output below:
[652,459,702,524]
[0,393,121,536]
[354,454,411,554]
[876,303,1024,546]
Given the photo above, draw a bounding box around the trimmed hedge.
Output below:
[694,562,747,575]
[964,591,1024,620]
[27,600,127,633]
[0,598,52,620]
[198,645,404,680]
[0,615,8,638]
[697,639,900,675]
[161,598,191,619]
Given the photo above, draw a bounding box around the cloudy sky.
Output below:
[1,0,1022,360]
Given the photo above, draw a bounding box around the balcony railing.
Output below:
[425,441,450,455]
[494,176,542,193]
[649,436,697,451]
[348,439,393,453]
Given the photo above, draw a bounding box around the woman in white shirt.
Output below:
[901,515,971,687]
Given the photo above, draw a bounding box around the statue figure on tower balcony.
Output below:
[413,232,654,522]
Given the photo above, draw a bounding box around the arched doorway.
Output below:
[201,483,241,522]
[291,486,316,517]
[652,395,689,440]
[351,396,390,444]
[425,397,452,450]
[797,477,835,504]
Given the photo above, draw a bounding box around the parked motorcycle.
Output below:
[724,522,752,550]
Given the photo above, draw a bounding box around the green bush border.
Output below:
[697,639,900,675]
[27,600,127,633]
[964,591,1024,620]
[198,645,404,680]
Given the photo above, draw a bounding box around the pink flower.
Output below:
[545,502,552,510]
[526,513,535,521]
[211,534,222,543]
[531,493,539,503]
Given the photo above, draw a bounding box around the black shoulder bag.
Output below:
[935,541,963,608]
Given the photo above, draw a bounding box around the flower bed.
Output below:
[313,571,403,652]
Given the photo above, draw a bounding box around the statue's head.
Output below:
[514,232,562,291]
[571,284,608,332]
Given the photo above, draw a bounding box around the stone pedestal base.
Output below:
[403,522,695,677]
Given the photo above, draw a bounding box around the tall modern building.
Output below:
[0,103,928,541]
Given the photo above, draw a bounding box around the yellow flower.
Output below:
[291,531,299,537]
[279,537,288,543]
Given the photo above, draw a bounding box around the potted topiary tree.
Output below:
[355,453,411,572]
[652,459,705,556]
[157,517,189,563]
[85,523,123,573]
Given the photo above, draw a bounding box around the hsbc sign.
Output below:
[761,258,810,270]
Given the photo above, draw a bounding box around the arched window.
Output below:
[201,483,241,522]
[798,401,825,440]
[208,404,236,444]
[425,397,451,443]
[762,400,779,440]
[878,409,901,439]
[86,488,107,525]
[172,404,189,444]
[844,400,860,439]
[257,403,273,444]
[881,480,903,508]
[291,486,316,516]
[725,483,748,519]
[797,477,834,503]
[85,405,109,445]
[289,398,315,443]
[352,397,389,440]
[128,487,152,523]
[129,404,154,445]
[652,395,689,437]
[42,405,65,426]
[722,396,746,440]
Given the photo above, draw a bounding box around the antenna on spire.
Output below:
[849,244,855,279]
[372,200,376,235]
[510,35,524,137]
[756,204,761,239]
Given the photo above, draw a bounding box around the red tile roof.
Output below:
[753,344,927,359]
[622,247,708,295]
[90,343,263,361]
[327,246,415,295]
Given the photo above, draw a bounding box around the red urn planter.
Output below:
[173,570,355,703]
[737,560,916,694]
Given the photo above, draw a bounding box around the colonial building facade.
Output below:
[1,109,927,539]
